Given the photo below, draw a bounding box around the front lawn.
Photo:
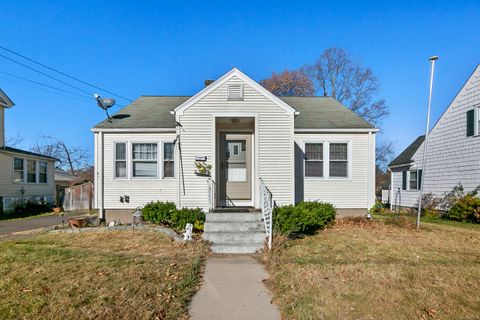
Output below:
[267,216,480,320]
[0,231,209,320]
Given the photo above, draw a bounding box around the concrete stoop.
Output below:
[203,212,266,254]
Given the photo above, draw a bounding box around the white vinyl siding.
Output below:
[295,133,374,209]
[178,76,294,208]
[96,133,177,210]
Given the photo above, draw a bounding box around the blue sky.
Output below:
[1,0,479,163]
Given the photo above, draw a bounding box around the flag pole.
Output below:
[417,56,439,230]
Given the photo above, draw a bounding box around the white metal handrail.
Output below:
[207,178,216,212]
[259,178,273,250]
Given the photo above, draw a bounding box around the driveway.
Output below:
[0,211,87,239]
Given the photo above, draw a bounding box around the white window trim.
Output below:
[302,140,352,180]
[303,141,326,180]
[161,141,176,179]
[130,141,160,180]
[38,161,48,184]
[476,107,480,136]
[13,157,48,184]
[13,157,25,184]
[406,169,421,191]
[113,141,128,180]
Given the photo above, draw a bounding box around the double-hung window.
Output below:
[163,142,175,178]
[39,161,47,183]
[115,143,127,178]
[305,143,323,177]
[329,143,348,178]
[409,171,418,190]
[14,158,24,183]
[27,159,37,183]
[132,143,158,178]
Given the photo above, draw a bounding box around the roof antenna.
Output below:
[94,93,116,122]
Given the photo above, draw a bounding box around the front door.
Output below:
[219,133,252,206]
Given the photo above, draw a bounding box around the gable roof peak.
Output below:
[173,68,297,115]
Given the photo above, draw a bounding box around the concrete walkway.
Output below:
[189,255,280,320]
[0,211,86,239]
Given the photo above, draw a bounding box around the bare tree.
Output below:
[31,136,90,174]
[260,69,314,96]
[305,48,389,126]
[5,133,24,147]
[376,140,395,170]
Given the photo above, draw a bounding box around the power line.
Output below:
[0,52,94,96]
[0,71,93,100]
[0,75,93,103]
[0,44,132,102]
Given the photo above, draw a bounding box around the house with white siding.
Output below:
[388,64,480,209]
[0,89,57,213]
[92,69,376,252]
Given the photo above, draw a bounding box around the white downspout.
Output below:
[99,131,105,220]
[367,131,372,210]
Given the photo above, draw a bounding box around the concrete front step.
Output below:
[204,221,264,232]
[211,243,264,254]
[204,231,266,244]
[206,212,263,222]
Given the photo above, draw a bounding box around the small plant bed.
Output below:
[0,232,209,319]
[266,216,480,319]
[140,201,206,233]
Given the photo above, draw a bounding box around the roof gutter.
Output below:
[388,162,414,169]
[295,128,379,133]
[91,128,176,133]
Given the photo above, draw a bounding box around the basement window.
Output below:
[227,84,243,101]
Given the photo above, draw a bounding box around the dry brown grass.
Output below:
[266,217,480,320]
[0,231,209,320]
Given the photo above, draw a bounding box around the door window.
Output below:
[225,140,247,182]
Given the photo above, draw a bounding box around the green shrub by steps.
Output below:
[447,195,480,223]
[274,201,336,235]
[140,201,176,225]
[140,201,206,232]
[170,208,205,232]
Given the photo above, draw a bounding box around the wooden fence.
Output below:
[63,182,94,211]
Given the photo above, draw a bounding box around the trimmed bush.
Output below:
[140,201,205,232]
[274,201,336,235]
[0,199,52,220]
[140,201,176,225]
[447,195,480,223]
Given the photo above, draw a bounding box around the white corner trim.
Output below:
[173,68,297,115]
[295,128,379,133]
[91,128,176,133]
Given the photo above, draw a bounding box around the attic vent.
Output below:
[227,84,243,101]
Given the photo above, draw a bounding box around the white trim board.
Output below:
[173,68,297,116]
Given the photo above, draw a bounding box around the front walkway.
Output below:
[189,255,280,320]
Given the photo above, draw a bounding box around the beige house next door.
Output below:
[219,132,252,206]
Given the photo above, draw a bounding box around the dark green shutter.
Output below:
[402,171,407,190]
[467,109,475,137]
[418,169,423,189]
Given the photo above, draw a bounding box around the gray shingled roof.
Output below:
[0,146,58,161]
[388,135,425,167]
[280,97,374,129]
[93,96,374,129]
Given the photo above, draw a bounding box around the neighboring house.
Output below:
[92,68,377,224]
[388,64,480,209]
[0,89,57,213]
